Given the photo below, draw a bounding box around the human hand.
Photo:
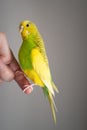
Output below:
[0,33,33,94]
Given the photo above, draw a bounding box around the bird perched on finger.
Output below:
[18,20,59,123]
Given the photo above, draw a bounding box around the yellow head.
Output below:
[19,20,37,39]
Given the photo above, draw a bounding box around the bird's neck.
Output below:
[22,35,37,51]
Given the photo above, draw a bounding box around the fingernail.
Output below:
[23,85,33,94]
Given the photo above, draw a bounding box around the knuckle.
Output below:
[1,55,12,65]
[5,55,12,64]
[0,69,14,81]
[5,71,14,81]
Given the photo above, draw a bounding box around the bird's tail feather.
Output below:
[52,82,59,93]
[48,91,57,123]
[43,86,57,123]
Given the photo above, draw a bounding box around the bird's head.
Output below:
[19,20,37,39]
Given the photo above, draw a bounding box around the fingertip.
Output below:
[23,89,32,94]
[23,85,33,94]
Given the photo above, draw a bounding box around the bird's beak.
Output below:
[19,25,24,33]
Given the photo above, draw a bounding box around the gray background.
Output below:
[0,0,86,130]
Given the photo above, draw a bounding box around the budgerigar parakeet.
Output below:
[18,20,59,123]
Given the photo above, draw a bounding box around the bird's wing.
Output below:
[34,32,49,64]
[31,48,54,95]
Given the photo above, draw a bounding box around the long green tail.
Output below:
[43,86,57,123]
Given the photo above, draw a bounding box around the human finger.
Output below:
[0,33,12,64]
[9,52,33,94]
[0,59,14,81]
[0,78,3,83]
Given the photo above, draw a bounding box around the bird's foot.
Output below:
[23,84,35,94]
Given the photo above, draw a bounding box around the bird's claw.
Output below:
[23,84,35,94]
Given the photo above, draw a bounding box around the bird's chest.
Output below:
[19,47,33,70]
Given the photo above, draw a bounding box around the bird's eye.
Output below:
[26,24,29,27]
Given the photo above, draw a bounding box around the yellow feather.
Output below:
[48,91,57,123]
[31,48,55,95]
[24,69,44,87]
[19,20,58,123]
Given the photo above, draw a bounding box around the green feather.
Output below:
[43,86,49,97]
[35,32,48,64]
[18,20,58,123]
[43,86,57,123]
[18,35,36,70]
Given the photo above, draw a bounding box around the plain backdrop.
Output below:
[0,0,86,130]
